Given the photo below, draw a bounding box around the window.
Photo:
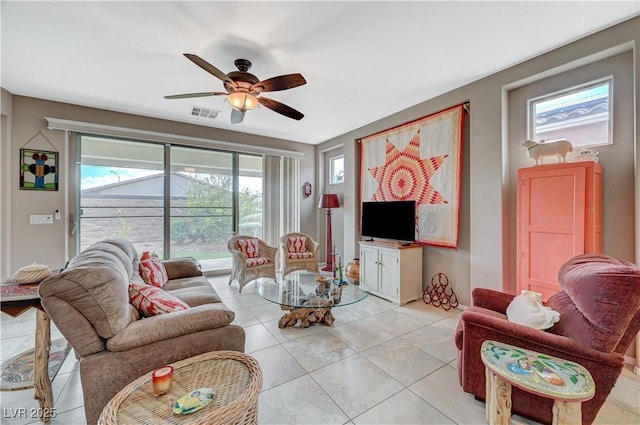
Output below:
[329,155,344,184]
[78,135,263,271]
[528,77,612,148]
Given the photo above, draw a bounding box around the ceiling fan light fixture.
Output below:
[227,92,258,112]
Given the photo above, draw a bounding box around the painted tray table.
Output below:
[480,340,595,425]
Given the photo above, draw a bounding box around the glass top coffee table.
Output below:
[258,273,370,328]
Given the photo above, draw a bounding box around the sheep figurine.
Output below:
[522,139,573,165]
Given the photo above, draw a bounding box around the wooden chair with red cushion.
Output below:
[227,235,277,293]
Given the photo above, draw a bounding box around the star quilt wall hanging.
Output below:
[359,104,464,248]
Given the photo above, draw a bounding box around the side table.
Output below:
[480,340,595,425]
[98,350,263,425]
[0,279,56,423]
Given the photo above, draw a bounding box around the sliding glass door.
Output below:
[169,147,234,266]
[78,135,263,271]
[79,136,165,254]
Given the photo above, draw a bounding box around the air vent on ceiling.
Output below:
[189,106,220,119]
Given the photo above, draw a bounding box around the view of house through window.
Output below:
[529,78,612,148]
[78,135,263,271]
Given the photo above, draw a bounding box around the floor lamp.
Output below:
[318,193,340,272]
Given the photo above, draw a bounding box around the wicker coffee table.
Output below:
[97,351,263,425]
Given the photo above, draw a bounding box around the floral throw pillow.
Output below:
[128,282,189,317]
[139,258,169,288]
[140,251,157,261]
[287,236,308,253]
[237,238,259,258]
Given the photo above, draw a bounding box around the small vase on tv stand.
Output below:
[345,258,360,285]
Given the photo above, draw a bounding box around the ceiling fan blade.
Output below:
[230,108,245,124]
[164,92,226,100]
[251,74,306,92]
[258,97,304,120]
[183,53,237,88]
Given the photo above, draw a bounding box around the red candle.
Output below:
[152,365,174,395]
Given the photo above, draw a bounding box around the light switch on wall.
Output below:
[30,214,53,224]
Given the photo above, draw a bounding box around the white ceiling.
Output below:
[2,2,638,145]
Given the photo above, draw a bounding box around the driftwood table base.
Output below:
[34,310,54,423]
[278,306,335,328]
[1,279,56,424]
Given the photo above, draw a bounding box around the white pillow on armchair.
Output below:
[506,290,560,330]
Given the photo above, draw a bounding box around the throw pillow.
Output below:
[128,282,189,317]
[237,238,260,258]
[506,290,559,330]
[139,258,169,288]
[140,251,157,261]
[287,236,308,253]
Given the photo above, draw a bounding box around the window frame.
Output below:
[527,76,613,149]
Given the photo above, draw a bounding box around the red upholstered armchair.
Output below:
[455,254,640,425]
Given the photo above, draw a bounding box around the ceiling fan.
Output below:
[165,53,306,124]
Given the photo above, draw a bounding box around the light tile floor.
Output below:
[1,275,639,424]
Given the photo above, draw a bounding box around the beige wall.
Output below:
[3,95,316,274]
[1,88,14,278]
[507,51,635,293]
[316,16,639,307]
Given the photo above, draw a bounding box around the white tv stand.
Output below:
[359,240,423,305]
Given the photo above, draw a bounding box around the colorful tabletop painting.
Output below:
[481,340,595,401]
[1,282,40,301]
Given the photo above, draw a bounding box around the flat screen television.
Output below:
[361,200,416,242]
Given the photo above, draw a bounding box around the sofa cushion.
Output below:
[106,303,235,352]
[163,276,214,291]
[547,253,640,352]
[162,257,201,280]
[287,252,314,260]
[129,283,189,316]
[166,286,223,307]
[38,266,133,339]
[287,236,308,253]
[246,257,272,267]
[237,238,259,258]
[139,258,169,287]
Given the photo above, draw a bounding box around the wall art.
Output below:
[359,104,464,248]
[20,148,58,191]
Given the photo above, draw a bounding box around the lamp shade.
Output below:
[318,193,340,209]
[227,92,258,111]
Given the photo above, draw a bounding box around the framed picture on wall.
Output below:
[20,148,59,191]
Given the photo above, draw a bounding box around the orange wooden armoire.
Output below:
[516,161,602,300]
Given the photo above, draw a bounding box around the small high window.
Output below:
[528,77,612,149]
[329,155,344,185]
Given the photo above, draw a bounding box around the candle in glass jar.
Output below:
[152,365,174,395]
